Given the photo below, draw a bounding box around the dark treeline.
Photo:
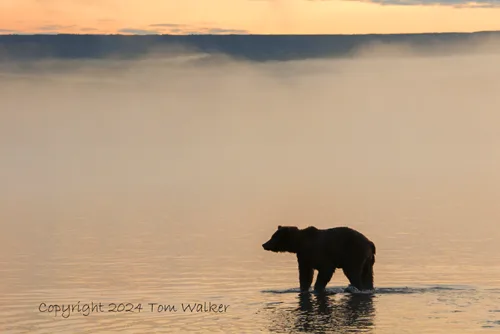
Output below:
[0,32,499,61]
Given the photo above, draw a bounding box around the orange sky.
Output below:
[1,0,500,35]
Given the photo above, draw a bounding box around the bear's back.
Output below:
[318,227,373,267]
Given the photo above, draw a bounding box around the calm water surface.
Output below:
[1,198,500,333]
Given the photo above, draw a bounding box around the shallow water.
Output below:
[1,209,500,333]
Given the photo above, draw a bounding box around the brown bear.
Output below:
[262,226,376,293]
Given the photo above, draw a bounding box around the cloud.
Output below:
[1,25,98,35]
[0,30,37,35]
[343,0,500,7]
[206,28,250,34]
[149,23,185,28]
[37,24,76,31]
[117,28,160,35]
[118,24,250,35]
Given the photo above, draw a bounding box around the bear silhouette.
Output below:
[262,226,376,292]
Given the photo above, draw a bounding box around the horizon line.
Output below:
[1,30,500,37]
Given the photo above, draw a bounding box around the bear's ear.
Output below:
[277,225,282,230]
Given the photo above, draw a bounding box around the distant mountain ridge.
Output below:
[0,32,499,61]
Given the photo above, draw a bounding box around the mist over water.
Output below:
[1,40,500,332]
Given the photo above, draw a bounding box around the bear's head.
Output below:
[262,225,300,253]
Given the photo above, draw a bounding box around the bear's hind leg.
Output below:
[343,264,364,291]
[361,258,374,290]
[314,267,335,293]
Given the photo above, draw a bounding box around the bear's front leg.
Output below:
[298,259,314,292]
[314,267,335,293]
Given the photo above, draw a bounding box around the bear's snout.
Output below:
[262,241,272,251]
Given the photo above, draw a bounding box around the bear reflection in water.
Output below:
[264,292,375,333]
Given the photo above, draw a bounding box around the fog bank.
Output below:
[1,42,500,231]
